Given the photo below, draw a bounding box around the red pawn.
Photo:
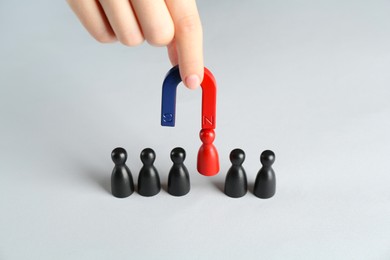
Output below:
[197,129,220,176]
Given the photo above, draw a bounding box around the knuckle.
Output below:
[146,24,174,47]
[93,30,116,43]
[118,34,144,47]
[176,14,200,34]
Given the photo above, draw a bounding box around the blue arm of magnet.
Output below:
[161,65,182,127]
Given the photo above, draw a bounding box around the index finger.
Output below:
[166,0,203,89]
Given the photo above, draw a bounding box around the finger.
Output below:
[67,0,116,43]
[130,0,174,46]
[165,0,203,89]
[167,39,178,66]
[98,0,144,46]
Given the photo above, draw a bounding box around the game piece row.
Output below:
[110,147,276,198]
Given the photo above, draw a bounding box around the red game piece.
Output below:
[197,129,220,176]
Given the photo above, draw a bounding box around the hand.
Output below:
[67,0,204,89]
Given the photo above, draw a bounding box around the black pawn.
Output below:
[111,147,134,198]
[253,150,276,199]
[168,147,190,196]
[224,148,248,198]
[138,148,161,196]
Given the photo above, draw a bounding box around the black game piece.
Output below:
[224,148,248,198]
[168,147,190,196]
[111,147,134,198]
[253,150,276,199]
[137,148,161,196]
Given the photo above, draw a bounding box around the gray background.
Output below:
[1,0,390,259]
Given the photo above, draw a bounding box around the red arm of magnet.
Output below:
[201,68,217,130]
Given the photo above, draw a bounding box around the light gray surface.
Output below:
[1,0,390,259]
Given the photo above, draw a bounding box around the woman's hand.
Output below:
[67,0,204,89]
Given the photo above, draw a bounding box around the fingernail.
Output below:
[185,74,200,89]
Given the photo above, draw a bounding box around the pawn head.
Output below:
[171,147,186,164]
[111,147,127,165]
[260,150,275,167]
[140,148,156,165]
[199,129,215,144]
[230,148,245,166]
